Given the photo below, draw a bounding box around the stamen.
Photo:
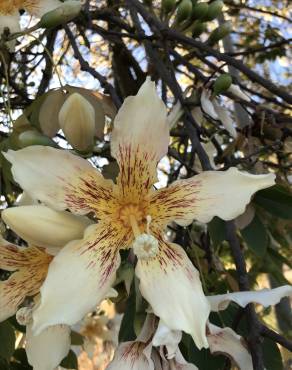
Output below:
[133,233,159,260]
[146,215,152,234]
[16,306,33,325]
[129,214,141,238]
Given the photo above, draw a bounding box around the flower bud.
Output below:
[227,84,251,102]
[207,21,232,45]
[18,130,56,148]
[213,73,232,96]
[162,0,176,13]
[190,20,205,37]
[176,0,193,23]
[191,2,209,20]
[38,1,82,29]
[2,205,92,249]
[203,0,223,21]
[58,92,95,151]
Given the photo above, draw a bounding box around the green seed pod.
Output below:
[176,0,193,23]
[191,2,209,20]
[213,73,233,96]
[39,1,82,29]
[190,20,205,37]
[18,130,56,148]
[162,0,176,13]
[203,0,223,21]
[207,21,232,44]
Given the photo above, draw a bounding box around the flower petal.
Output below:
[208,285,292,312]
[26,323,70,370]
[0,242,52,322]
[150,167,275,226]
[152,320,182,359]
[106,342,154,370]
[207,324,252,370]
[135,235,210,350]
[213,101,237,138]
[111,78,168,201]
[2,205,92,249]
[3,146,114,217]
[32,222,130,334]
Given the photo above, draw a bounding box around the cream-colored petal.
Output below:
[150,167,275,226]
[207,324,252,370]
[111,77,168,162]
[152,320,182,359]
[111,78,168,202]
[208,285,292,312]
[33,223,130,334]
[135,234,210,350]
[23,0,62,17]
[3,146,114,218]
[26,323,70,370]
[0,242,52,322]
[2,205,92,249]
[106,342,154,370]
[200,89,218,119]
[213,101,237,138]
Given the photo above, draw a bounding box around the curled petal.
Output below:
[200,89,218,120]
[208,285,292,312]
[3,146,114,218]
[152,320,182,359]
[213,101,237,138]
[33,223,130,334]
[207,324,252,370]
[0,243,52,322]
[135,235,210,350]
[111,78,168,201]
[2,205,92,249]
[26,323,70,370]
[106,342,154,370]
[150,167,275,226]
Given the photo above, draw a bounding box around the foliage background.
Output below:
[0,0,291,369]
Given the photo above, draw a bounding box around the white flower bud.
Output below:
[59,92,95,151]
[1,205,92,249]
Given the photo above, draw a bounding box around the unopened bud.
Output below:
[190,20,205,37]
[59,92,95,151]
[191,2,209,20]
[39,1,82,29]
[162,0,176,13]
[176,0,193,23]
[203,0,223,21]
[227,84,250,102]
[207,21,232,44]
[2,205,92,249]
[213,73,232,96]
[18,130,56,148]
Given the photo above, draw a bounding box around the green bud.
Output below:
[191,2,209,20]
[162,0,176,13]
[176,0,193,23]
[213,73,233,96]
[39,1,82,29]
[190,20,205,37]
[207,21,231,44]
[203,0,223,21]
[18,130,56,148]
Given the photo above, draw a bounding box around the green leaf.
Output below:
[241,214,269,256]
[208,217,226,248]
[254,185,292,219]
[118,282,136,342]
[0,321,16,360]
[60,350,78,369]
[263,337,283,370]
[181,334,226,370]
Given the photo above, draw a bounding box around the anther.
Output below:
[132,233,159,260]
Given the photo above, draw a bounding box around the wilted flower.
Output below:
[4,78,275,350]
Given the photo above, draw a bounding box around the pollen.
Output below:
[132,234,159,260]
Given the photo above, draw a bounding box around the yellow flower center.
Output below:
[118,203,158,259]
